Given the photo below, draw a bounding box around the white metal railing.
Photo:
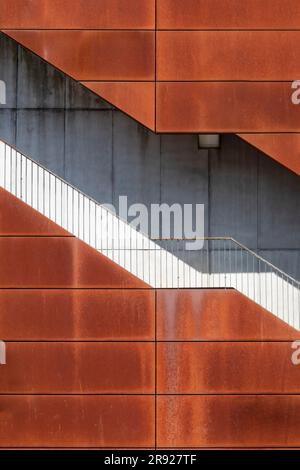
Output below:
[0,138,299,330]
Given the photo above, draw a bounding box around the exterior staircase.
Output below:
[0,138,299,330]
[1,185,300,448]
[1,0,300,450]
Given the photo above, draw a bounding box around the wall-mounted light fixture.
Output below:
[0,80,6,105]
[198,134,220,149]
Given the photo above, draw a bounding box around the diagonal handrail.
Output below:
[151,236,300,287]
[0,137,299,329]
[229,237,300,287]
[0,135,298,286]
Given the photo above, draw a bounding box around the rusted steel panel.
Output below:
[157,342,300,394]
[0,187,70,236]
[0,0,155,30]
[157,289,300,341]
[238,134,300,176]
[0,237,148,288]
[157,395,300,448]
[5,31,155,81]
[157,31,300,81]
[156,82,300,133]
[0,290,155,340]
[157,0,300,30]
[0,396,155,448]
[83,82,155,130]
[0,343,154,393]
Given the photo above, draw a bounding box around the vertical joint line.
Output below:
[15,44,20,145]
[207,149,211,273]
[154,0,157,133]
[63,80,67,178]
[256,150,259,253]
[111,111,114,206]
[154,288,157,450]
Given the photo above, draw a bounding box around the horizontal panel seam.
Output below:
[0,393,300,396]
[156,80,298,83]
[2,340,297,343]
[0,29,156,32]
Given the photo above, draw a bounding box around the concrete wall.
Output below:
[0,33,299,279]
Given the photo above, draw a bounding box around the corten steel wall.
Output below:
[0,33,299,282]
[0,0,156,130]
[1,188,300,448]
[156,0,300,175]
[0,190,300,448]
[157,289,300,449]
[0,187,156,449]
[1,0,300,174]
[156,1,300,132]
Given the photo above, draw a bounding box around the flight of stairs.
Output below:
[1,139,299,330]
[1,187,300,448]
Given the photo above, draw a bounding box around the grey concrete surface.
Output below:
[16,110,65,175]
[66,78,112,110]
[65,110,113,203]
[17,46,65,109]
[210,134,259,249]
[0,109,16,143]
[259,250,300,281]
[161,135,209,236]
[258,155,300,250]
[0,32,299,279]
[0,34,17,108]
[113,112,161,208]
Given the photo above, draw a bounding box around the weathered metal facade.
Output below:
[1,0,299,173]
[0,189,300,448]
[0,1,300,449]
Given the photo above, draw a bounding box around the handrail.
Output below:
[0,136,128,224]
[0,137,299,329]
[151,236,299,286]
[230,237,300,287]
[0,134,297,285]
